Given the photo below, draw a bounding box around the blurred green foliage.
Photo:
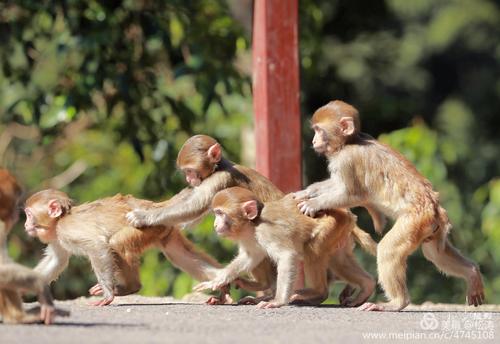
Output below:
[1,0,499,304]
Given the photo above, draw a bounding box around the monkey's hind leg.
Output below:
[114,254,142,296]
[160,228,222,281]
[359,217,422,312]
[422,237,484,306]
[290,255,329,306]
[329,250,375,307]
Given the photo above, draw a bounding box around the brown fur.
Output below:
[127,135,286,301]
[0,169,60,324]
[25,189,223,306]
[296,100,485,311]
[194,187,373,308]
[128,134,376,304]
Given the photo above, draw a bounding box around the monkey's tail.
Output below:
[436,206,451,252]
[351,226,377,256]
[365,206,387,235]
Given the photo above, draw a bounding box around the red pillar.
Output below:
[252,0,301,193]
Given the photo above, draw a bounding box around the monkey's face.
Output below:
[312,125,330,154]
[24,207,57,242]
[312,123,347,155]
[213,208,235,237]
[183,167,203,187]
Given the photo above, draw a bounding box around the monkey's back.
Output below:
[57,194,172,253]
[339,138,440,217]
[233,164,285,202]
[257,195,353,257]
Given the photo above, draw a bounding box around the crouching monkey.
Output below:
[295,100,485,311]
[194,187,373,308]
[24,190,225,306]
[0,169,67,324]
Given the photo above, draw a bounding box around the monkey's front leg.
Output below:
[88,250,116,306]
[257,253,297,309]
[194,251,264,296]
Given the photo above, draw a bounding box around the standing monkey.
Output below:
[294,100,485,311]
[0,169,61,324]
[24,190,225,306]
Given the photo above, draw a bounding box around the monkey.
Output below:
[126,134,287,228]
[294,100,485,311]
[125,134,376,305]
[24,189,228,306]
[126,135,287,303]
[0,169,61,325]
[192,187,373,308]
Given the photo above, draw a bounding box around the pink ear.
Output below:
[207,143,222,163]
[242,200,259,220]
[339,117,355,136]
[47,199,63,218]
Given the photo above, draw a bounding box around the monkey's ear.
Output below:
[207,143,222,163]
[47,199,63,218]
[339,117,355,136]
[242,200,259,220]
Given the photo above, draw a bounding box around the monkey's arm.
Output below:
[127,171,233,227]
[193,247,266,292]
[88,246,116,306]
[298,178,362,217]
[34,242,70,283]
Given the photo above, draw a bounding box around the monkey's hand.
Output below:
[297,198,322,217]
[256,300,285,309]
[193,280,221,292]
[40,304,55,325]
[126,209,152,227]
[193,274,233,292]
[89,283,103,296]
[292,189,312,201]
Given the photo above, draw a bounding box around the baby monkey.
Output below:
[24,190,224,306]
[194,187,364,308]
[294,100,485,311]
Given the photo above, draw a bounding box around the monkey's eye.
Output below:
[184,168,197,176]
[214,209,223,216]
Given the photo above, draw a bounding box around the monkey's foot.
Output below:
[357,301,408,312]
[205,296,224,305]
[338,285,357,306]
[40,304,55,325]
[205,293,234,305]
[89,284,104,296]
[467,268,485,307]
[290,289,327,306]
[89,296,114,306]
[256,300,285,309]
[340,284,375,307]
[238,296,272,305]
